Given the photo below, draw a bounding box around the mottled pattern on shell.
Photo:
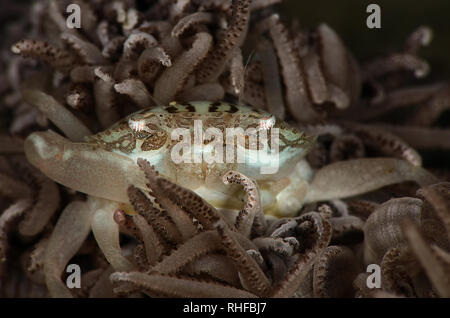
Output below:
[87,101,314,155]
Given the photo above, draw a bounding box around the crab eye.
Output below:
[128,117,147,132]
[258,116,276,130]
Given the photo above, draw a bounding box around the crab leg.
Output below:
[91,198,135,272]
[24,130,147,203]
[44,200,93,298]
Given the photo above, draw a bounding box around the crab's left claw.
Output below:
[24,130,147,203]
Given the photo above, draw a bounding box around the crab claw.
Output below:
[24,130,147,203]
[305,158,439,203]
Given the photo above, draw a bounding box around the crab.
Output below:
[23,100,438,296]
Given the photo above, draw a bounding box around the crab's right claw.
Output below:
[305,158,439,203]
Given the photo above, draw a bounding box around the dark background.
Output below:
[282,0,450,80]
